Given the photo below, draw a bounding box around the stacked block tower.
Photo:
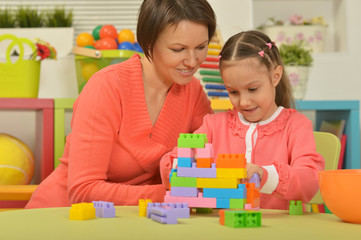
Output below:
[195,29,229,100]
[164,133,260,209]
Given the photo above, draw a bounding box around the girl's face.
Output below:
[151,20,209,86]
[221,58,283,123]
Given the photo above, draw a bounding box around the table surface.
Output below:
[0,206,360,240]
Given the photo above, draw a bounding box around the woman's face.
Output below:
[151,20,209,86]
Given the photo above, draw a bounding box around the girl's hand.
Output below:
[246,163,264,181]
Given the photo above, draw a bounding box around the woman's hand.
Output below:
[246,163,264,181]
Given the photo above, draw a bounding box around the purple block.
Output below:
[249,173,260,188]
[92,201,116,218]
[171,187,198,197]
[149,202,190,224]
[177,163,217,178]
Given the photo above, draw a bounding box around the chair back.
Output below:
[309,131,341,204]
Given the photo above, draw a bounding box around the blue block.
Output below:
[178,157,194,168]
[217,198,230,208]
[203,184,246,199]
[169,169,178,183]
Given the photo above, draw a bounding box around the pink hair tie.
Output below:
[218,55,222,59]
[266,43,272,49]
[258,51,264,57]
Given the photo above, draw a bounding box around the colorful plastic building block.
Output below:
[177,163,217,178]
[170,172,197,187]
[139,199,152,217]
[147,202,190,224]
[170,187,199,197]
[178,148,195,158]
[69,202,96,220]
[197,177,239,189]
[178,157,195,168]
[164,191,216,208]
[93,201,116,218]
[196,143,214,158]
[196,158,213,168]
[203,184,246,199]
[216,168,247,179]
[289,200,303,215]
[219,210,262,228]
[216,154,246,168]
[177,133,208,148]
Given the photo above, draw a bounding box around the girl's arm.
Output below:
[267,114,325,202]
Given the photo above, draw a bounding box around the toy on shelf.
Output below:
[219,209,262,228]
[164,133,261,210]
[147,202,190,224]
[0,133,34,185]
[76,25,140,51]
[195,29,229,100]
[289,200,303,215]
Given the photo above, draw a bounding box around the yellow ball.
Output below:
[0,134,34,185]
[81,63,99,81]
[117,29,135,44]
[76,32,95,47]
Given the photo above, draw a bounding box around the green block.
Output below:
[177,133,208,148]
[229,198,245,209]
[289,200,303,215]
[224,210,261,228]
[170,172,197,187]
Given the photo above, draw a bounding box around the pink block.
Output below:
[178,148,195,158]
[164,191,216,208]
[196,143,214,158]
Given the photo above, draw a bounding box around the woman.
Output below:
[26,0,216,208]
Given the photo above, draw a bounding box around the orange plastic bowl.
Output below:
[319,169,361,224]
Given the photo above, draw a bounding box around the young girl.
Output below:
[160,30,325,210]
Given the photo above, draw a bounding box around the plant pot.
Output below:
[0,27,74,57]
[263,25,327,53]
[285,66,311,99]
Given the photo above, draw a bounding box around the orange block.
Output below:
[246,182,260,207]
[197,158,213,168]
[216,154,246,168]
[219,209,225,225]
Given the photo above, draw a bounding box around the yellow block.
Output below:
[197,178,240,188]
[69,203,96,220]
[138,199,152,217]
[211,99,233,111]
[217,168,247,179]
[311,204,320,213]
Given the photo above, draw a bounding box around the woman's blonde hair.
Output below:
[219,30,295,109]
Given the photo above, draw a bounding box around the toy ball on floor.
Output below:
[0,134,34,185]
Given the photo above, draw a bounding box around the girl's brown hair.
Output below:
[137,0,216,60]
[219,30,295,109]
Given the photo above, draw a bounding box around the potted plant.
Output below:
[279,41,313,99]
[0,6,73,57]
[0,7,16,28]
[258,15,327,53]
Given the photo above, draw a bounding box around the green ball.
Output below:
[92,25,103,40]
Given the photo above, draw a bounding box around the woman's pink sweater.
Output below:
[26,54,212,208]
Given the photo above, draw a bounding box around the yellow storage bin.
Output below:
[0,34,40,98]
[73,47,143,93]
